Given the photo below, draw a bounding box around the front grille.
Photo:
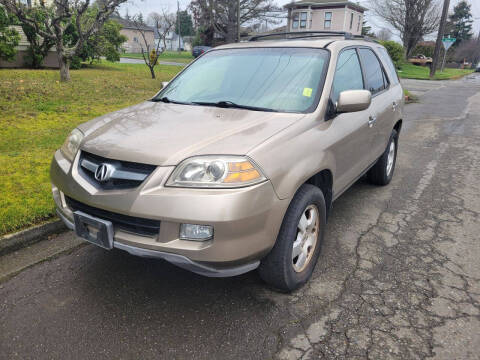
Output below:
[78,151,156,190]
[66,196,160,236]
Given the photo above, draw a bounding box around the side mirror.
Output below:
[161,81,169,89]
[336,90,372,113]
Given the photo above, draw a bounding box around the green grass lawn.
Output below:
[398,63,474,80]
[122,50,194,64]
[404,89,418,103]
[0,62,182,236]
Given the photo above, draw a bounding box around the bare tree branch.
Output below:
[190,0,283,44]
[369,0,441,57]
[133,10,175,79]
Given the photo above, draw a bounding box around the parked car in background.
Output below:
[408,54,433,67]
[192,45,212,58]
[51,33,404,292]
[476,64,480,72]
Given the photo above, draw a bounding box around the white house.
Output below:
[154,29,185,51]
[284,0,367,36]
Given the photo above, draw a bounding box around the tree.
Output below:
[189,0,281,44]
[175,10,193,36]
[361,19,375,37]
[1,0,128,81]
[377,28,391,41]
[19,8,56,68]
[0,5,19,61]
[76,17,127,63]
[453,38,480,65]
[137,12,144,25]
[369,0,441,58]
[447,0,473,45]
[135,11,176,79]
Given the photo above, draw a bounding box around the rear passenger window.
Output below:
[377,47,399,85]
[358,48,388,95]
[332,49,364,103]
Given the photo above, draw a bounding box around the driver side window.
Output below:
[332,48,364,103]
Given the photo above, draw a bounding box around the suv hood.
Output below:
[78,101,303,166]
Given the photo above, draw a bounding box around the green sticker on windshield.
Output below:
[303,88,313,97]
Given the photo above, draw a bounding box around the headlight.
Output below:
[60,128,84,162]
[166,156,267,188]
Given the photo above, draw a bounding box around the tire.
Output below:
[258,184,326,292]
[367,129,398,186]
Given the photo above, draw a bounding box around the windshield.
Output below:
[155,47,330,113]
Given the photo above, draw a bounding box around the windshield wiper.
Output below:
[151,96,193,105]
[191,100,278,112]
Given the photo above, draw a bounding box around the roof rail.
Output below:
[249,31,355,42]
[353,35,380,43]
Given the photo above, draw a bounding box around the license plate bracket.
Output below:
[73,211,114,250]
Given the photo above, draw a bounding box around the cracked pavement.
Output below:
[1,75,480,359]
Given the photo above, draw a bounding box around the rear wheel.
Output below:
[258,184,326,292]
[367,129,398,186]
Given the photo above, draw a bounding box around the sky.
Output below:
[119,0,480,41]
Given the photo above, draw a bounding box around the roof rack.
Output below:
[249,31,355,42]
[353,35,380,43]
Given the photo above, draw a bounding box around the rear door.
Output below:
[357,47,394,159]
[376,46,404,144]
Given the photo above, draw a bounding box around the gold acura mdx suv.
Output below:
[51,32,404,291]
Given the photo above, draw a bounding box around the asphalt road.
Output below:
[1,75,480,360]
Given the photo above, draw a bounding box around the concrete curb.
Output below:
[0,219,67,256]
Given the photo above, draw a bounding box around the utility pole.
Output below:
[430,0,450,78]
[237,0,240,42]
[177,0,181,52]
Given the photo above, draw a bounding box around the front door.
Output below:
[329,48,375,194]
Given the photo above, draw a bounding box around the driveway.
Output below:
[1,74,479,359]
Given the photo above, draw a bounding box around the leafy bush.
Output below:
[23,46,45,68]
[20,7,56,68]
[411,43,435,58]
[0,7,20,61]
[70,56,82,69]
[380,40,405,68]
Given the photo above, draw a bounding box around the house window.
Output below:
[300,12,307,28]
[134,37,138,43]
[324,12,332,29]
[350,13,354,30]
[357,15,361,32]
[292,12,308,29]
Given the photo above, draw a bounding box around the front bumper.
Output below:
[51,150,289,277]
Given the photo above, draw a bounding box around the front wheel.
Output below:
[367,129,398,186]
[258,184,326,292]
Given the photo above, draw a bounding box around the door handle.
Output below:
[368,115,377,128]
[392,101,398,112]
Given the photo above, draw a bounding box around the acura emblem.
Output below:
[94,163,114,182]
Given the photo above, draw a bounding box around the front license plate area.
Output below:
[73,211,113,250]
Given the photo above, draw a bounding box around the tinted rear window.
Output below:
[377,47,400,85]
[358,48,387,95]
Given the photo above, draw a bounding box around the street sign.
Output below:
[440,37,456,72]
[442,37,456,51]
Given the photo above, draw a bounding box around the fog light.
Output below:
[180,224,213,241]
[51,185,67,208]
